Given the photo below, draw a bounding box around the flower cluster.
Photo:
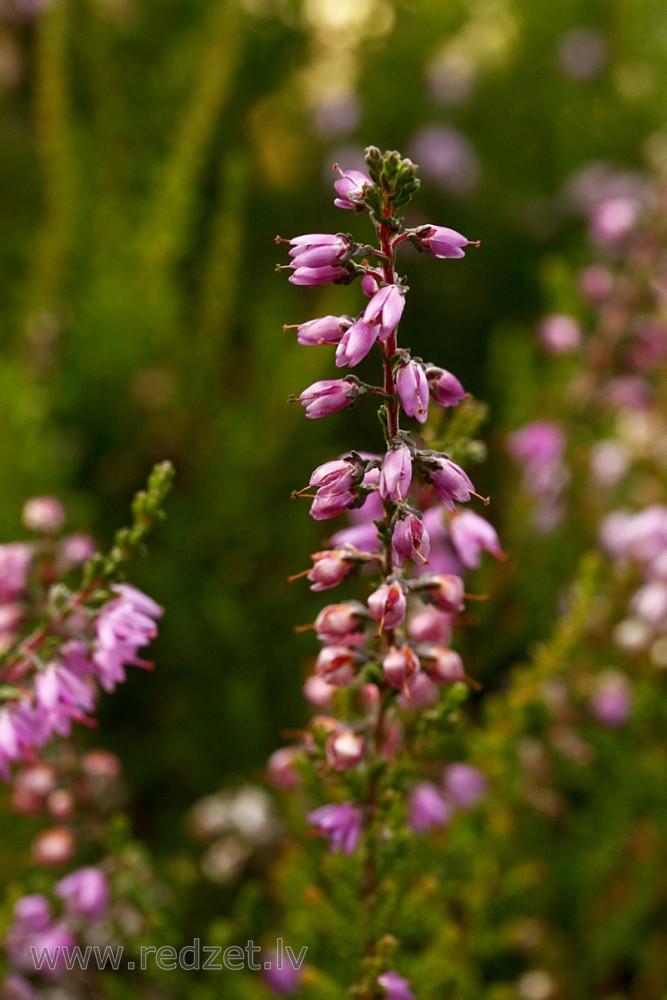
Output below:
[273,148,500,997]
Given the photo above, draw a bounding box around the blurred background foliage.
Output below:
[2,0,667,849]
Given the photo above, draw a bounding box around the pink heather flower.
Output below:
[449,510,504,569]
[61,534,96,566]
[268,747,302,789]
[335,319,379,368]
[538,314,582,355]
[423,646,465,684]
[363,284,405,343]
[91,585,162,692]
[34,663,95,738]
[10,922,77,979]
[0,543,32,601]
[333,167,372,210]
[262,949,303,995]
[426,365,466,407]
[314,603,367,643]
[419,574,465,613]
[421,454,475,511]
[368,581,407,630]
[303,674,335,707]
[288,264,346,286]
[383,645,420,690]
[396,361,429,423]
[299,378,361,418]
[398,671,439,709]
[444,763,487,806]
[32,827,76,867]
[590,673,631,727]
[590,197,639,244]
[508,421,564,471]
[288,233,351,268]
[309,458,360,493]
[307,549,357,591]
[289,315,351,346]
[55,867,109,923]
[22,497,65,534]
[380,444,412,501]
[407,606,453,645]
[13,896,51,933]
[392,514,430,566]
[408,782,452,833]
[315,646,357,686]
[630,580,667,628]
[361,272,379,297]
[307,802,362,854]
[419,225,472,259]
[378,971,416,1000]
[326,730,365,770]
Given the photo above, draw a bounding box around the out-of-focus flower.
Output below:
[408,782,452,833]
[411,126,480,195]
[557,28,607,80]
[307,802,362,854]
[444,763,487,806]
[538,314,582,355]
[589,672,631,727]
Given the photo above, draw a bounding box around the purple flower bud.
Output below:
[422,646,465,683]
[408,782,452,833]
[307,802,362,853]
[314,603,367,643]
[309,458,360,492]
[380,445,412,501]
[288,264,345,286]
[299,378,360,419]
[335,319,379,368]
[392,514,430,566]
[314,646,358,686]
[421,454,475,511]
[22,497,65,534]
[396,361,429,423]
[368,581,407,630]
[377,971,416,1000]
[263,949,302,995]
[398,671,439,709]
[407,606,453,645]
[310,490,356,521]
[288,233,351,268]
[426,365,466,407]
[418,574,465,613]
[13,896,52,933]
[333,167,373,210]
[449,510,504,569]
[289,315,351,346]
[267,747,302,789]
[55,866,109,923]
[326,730,365,770]
[306,549,357,591]
[443,763,487,806]
[382,645,420,689]
[363,285,405,342]
[590,673,631,727]
[419,224,473,259]
[538,314,582,355]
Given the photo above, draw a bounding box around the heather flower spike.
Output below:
[274,147,499,996]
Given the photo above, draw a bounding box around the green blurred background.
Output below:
[2,0,666,845]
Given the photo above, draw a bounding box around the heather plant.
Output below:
[258,147,504,998]
[0,462,174,997]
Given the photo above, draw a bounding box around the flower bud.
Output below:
[407,606,452,645]
[315,645,357,686]
[396,360,429,423]
[307,549,358,591]
[420,454,475,511]
[291,315,351,346]
[335,319,379,368]
[299,378,361,419]
[426,365,466,407]
[418,224,472,259]
[303,674,335,707]
[326,730,365,770]
[422,645,465,683]
[363,284,405,342]
[383,645,420,689]
[392,513,430,565]
[288,233,352,268]
[288,264,346,286]
[267,747,302,789]
[380,444,412,501]
[333,168,372,210]
[418,574,465,613]
[368,581,407,630]
[22,497,65,534]
[408,782,452,833]
[315,603,367,642]
[32,827,76,867]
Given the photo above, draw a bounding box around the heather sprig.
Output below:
[274,147,499,995]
